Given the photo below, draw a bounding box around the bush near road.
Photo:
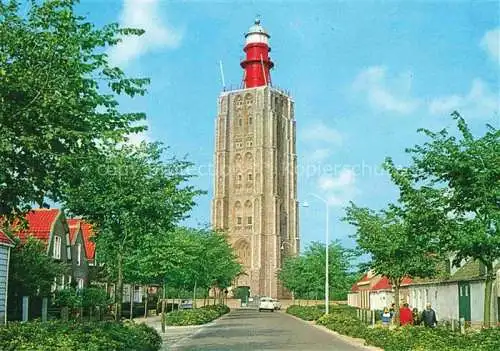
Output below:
[165,304,230,326]
[287,305,500,351]
[286,305,325,321]
[0,320,162,350]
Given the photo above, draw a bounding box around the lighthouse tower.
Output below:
[212,19,299,298]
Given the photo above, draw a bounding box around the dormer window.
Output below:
[53,236,61,259]
[77,243,82,266]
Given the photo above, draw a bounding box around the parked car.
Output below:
[179,299,193,309]
[258,297,275,312]
[271,299,281,310]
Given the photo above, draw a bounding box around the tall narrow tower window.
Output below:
[237,217,242,225]
[247,216,253,225]
[248,173,253,181]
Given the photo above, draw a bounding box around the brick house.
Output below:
[0,231,14,324]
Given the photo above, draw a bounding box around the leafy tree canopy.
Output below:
[0,0,149,218]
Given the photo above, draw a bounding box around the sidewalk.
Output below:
[133,316,207,350]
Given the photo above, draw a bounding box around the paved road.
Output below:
[169,309,369,351]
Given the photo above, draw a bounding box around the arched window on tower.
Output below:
[234,201,242,227]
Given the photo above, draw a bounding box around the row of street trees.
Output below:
[279,241,358,301]
[1,0,241,321]
[344,112,499,327]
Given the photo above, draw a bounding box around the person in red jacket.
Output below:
[399,303,413,326]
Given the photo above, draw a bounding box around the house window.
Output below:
[78,279,84,289]
[238,119,242,127]
[53,236,61,259]
[238,174,242,182]
[248,173,253,181]
[134,286,142,303]
[249,117,253,125]
[237,217,242,225]
[65,233,71,260]
[247,216,252,225]
[77,243,82,266]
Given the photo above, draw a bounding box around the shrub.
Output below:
[200,304,230,315]
[315,307,500,351]
[165,304,230,326]
[0,320,162,350]
[286,305,324,321]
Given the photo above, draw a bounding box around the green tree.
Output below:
[7,236,64,317]
[0,0,148,217]
[62,142,200,321]
[344,203,441,323]
[391,112,499,326]
[279,241,354,301]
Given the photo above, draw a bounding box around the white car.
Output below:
[258,297,275,312]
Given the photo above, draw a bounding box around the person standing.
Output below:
[381,307,392,328]
[421,303,438,328]
[412,307,421,326]
[399,303,413,326]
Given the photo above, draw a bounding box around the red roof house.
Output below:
[0,230,14,246]
[67,219,95,262]
[16,209,61,246]
[348,272,413,310]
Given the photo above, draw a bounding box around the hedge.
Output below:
[165,304,230,326]
[316,309,500,351]
[286,305,500,351]
[0,320,162,351]
[286,305,325,321]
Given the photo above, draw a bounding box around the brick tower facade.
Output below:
[211,20,298,298]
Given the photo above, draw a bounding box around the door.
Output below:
[458,282,471,322]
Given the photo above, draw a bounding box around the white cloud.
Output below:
[480,28,500,65]
[108,0,182,67]
[317,169,359,207]
[353,66,420,114]
[125,121,150,145]
[301,121,343,145]
[309,148,332,162]
[429,79,499,119]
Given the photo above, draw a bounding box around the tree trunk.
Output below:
[144,285,148,319]
[193,281,197,309]
[161,282,166,333]
[393,279,401,326]
[130,284,134,320]
[483,263,494,328]
[115,252,123,322]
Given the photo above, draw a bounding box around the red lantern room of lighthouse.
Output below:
[240,19,274,88]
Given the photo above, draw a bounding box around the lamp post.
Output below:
[306,193,330,315]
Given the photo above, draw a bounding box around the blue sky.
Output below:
[78,0,499,252]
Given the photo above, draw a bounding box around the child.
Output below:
[381,307,392,328]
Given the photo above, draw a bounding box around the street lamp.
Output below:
[307,193,330,315]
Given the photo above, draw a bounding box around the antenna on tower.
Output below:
[219,60,226,90]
